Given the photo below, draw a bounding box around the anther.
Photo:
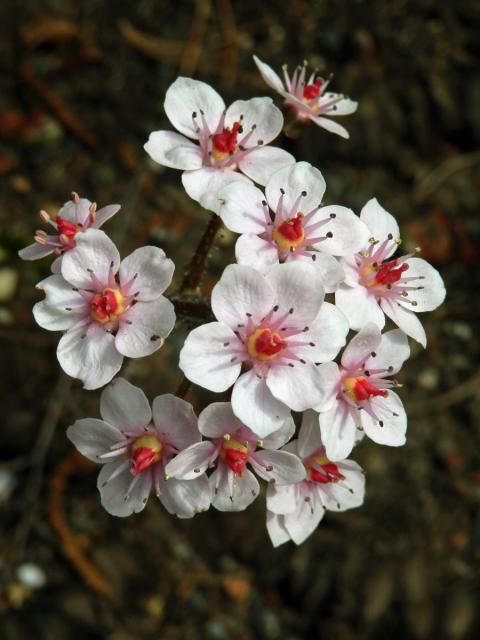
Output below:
[329,213,336,218]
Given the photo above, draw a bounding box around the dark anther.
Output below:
[280,188,285,194]
[150,335,160,341]
[312,254,317,261]
[273,305,279,312]
[329,213,336,218]
[301,190,307,196]
[379,420,384,427]
[288,307,294,314]
[326,231,333,238]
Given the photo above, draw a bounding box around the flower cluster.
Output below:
[20,58,446,546]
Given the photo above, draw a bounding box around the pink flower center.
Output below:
[130,435,163,475]
[272,214,305,249]
[247,327,287,361]
[363,259,409,289]
[303,78,324,101]
[56,216,79,241]
[212,122,241,162]
[90,288,125,324]
[220,437,249,476]
[343,376,388,403]
[307,454,345,484]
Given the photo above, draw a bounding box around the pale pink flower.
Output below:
[217,162,370,292]
[165,402,305,512]
[33,229,175,390]
[144,77,294,212]
[316,323,410,461]
[254,56,358,139]
[179,262,349,437]
[18,192,120,272]
[335,198,446,347]
[266,410,365,546]
[67,378,210,518]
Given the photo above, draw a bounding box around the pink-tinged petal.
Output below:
[284,489,324,544]
[380,298,426,347]
[250,449,306,485]
[266,360,327,412]
[157,475,211,518]
[264,261,324,327]
[266,512,291,547]
[253,56,285,93]
[293,251,344,294]
[212,264,275,328]
[66,418,124,462]
[364,329,410,375]
[297,410,322,459]
[51,255,63,274]
[144,130,203,170]
[341,323,382,370]
[164,77,225,140]
[323,94,358,116]
[19,243,54,260]
[198,402,246,439]
[312,205,370,255]
[340,256,361,287]
[33,275,87,331]
[217,181,267,234]
[265,161,326,218]
[58,198,91,225]
[262,415,296,450]
[322,459,365,511]
[179,322,242,392]
[181,167,251,214]
[360,390,407,446]
[100,378,151,431]
[235,234,279,273]
[397,257,446,312]
[152,394,199,450]
[115,297,175,358]
[98,462,152,517]
[360,199,400,252]
[308,115,349,139]
[211,465,259,512]
[119,246,174,301]
[312,362,341,412]
[231,370,291,438]
[92,204,121,229]
[226,97,283,147]
[165,441,218,480]
[266,483,298,515]
[299,302,349,363]
[239,146,295,186]
[61,229,119,290]
[319,400,357,461]
[335,285,385,331]
[57,322,123,390]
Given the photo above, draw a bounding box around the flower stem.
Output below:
[180,212,223,294]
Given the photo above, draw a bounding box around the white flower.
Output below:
[18,192,120,272]
[33,229,175,389]
[254,56,358,139]
[335,199,446,346]
[179,262,349,437]
[217,161,370,292]
[165,402,305,512]
[144,77,294,212]
[67,378,211,518]
[266,411,365,546]
[316,323,410,461]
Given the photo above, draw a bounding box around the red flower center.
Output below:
[364,259,409,289]
[308,454,345,484]
[303,78,324,101]
[247,327,287,361]
[56,216,79,241]
[131,435,163,475]
[212,122,241,160]
[343,376,388,402]
[221,437,249,476]
[272,214,305,249]
[90,288,125,324]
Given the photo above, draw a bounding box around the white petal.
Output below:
[264,261,324,327]
[226,97,283,146]
[33,275,87,331]
[265,161,326,217]
[341,323,382,370]
[312,362,341,412]
[165,441,218,480]
[323,95,358,116]
[253,56,285,93]
[57,198,91,225]
[152,394,199,450]
[100,378,152,430]
[360,390,407,446]
[164,77,225,139]
[217,181,267,233]
[115,297,175,358]
[364,329,410,375]
[211,264,274,328]
[119,246,174,301]
[381,298,426,347]
[398,257,446,312]
[211,466,259,512]
[98,462,152,517]
[297,410,322,459]
[93,204,121,229]
[236,234,280,274]
[250,449,306,485]
[312,205,370,255]
[158,475,211,518]
[308,116,349,139]
[66,418,124,462]
[322,459,365,511]
[319,399,357,461]
[298,302,349,363]
[19,243,53,260]
[266,512,291,547]
[61,229,120,289]
[181,167,251,213]
[179,322,242,392]
[198,402,246,439]
[266,360,327,412]
[231,369,291,438]
[284,490,324,544]
[239,146,295,186]
[292,251,344,293]
[262,415,296,450]
[335,285,385,331]
[266,483,298,515]
[360,198,400,252]
[144,130,203,169]
[57,322,123,390]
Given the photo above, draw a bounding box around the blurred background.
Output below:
[1,1,479,638]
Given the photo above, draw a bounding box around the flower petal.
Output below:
[98,462,152,517]
[235,234,280,273]
[308,116,349,139]
[266,360,327,412]
[397,257,446,312]
[144,130,203,169]
[322,459,365,511]
[92,204,121,229]
[152,394,199,450]
[182,167,251,213]
[239,146,295,186]
[341,322,382,370]
[284,489,324,544]
[360,199,400,253]
[323,94,358,116]
[262,415,296,450]
[311,205,370,255]
[266,483,298,515]
[364,329,410,375]
[211,465,259,512]
[250,449,306,485]
[253,56,285,93]
[335,284,385,331]
[100,378,152,431]
[217,181,267,234]
[298,302,349,363]
[165,441,218,480]
[292,250,344,293]
[19,243,54,260]
[67,418,124,462]
[158,475,211,518]
[198,402,247,439]
[61,229,120,290]
[360,390,407,446]
[319,399,357,461]
[297,410,322,458]
[119,246,174,301]
[226,97,283,146]
[265,161,326,218]
[115,296,175,358]
[33,275,87,331]
[266,512,291,547]
[380,298,426,347]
